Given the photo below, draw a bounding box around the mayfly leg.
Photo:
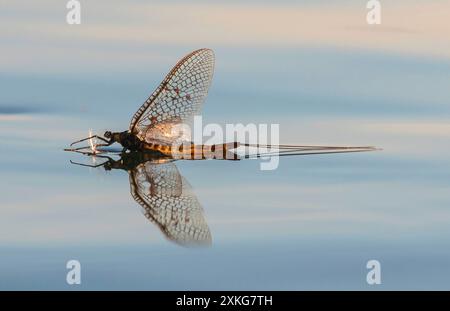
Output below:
[64,146,95,152]
[69,152,113,168]
[69,160,106,168]
[92,142,113,149]
[70,135,109,146]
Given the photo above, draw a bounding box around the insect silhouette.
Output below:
[65,48,376,160]
[67,48,239,160]
[71,151,212,247]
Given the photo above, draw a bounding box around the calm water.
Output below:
[1,1,450,290]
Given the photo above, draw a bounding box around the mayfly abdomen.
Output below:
[168,142,240,160]
[143,143,169,155]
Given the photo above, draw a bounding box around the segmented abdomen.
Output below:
[144,142,239,160]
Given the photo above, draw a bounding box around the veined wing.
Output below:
[129,161,212,247]
[129,48,215,145]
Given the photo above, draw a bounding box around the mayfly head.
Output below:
[104,131,112,139]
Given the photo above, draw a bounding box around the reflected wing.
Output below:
[129,49,215,145]
[129,161,212,247]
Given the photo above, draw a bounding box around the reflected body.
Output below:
[73,151,212,247]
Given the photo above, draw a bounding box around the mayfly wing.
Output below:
[129,48,215,145]
[129,161,212,246]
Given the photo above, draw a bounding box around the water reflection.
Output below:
[68,145,377,248]
[71,151,212,247]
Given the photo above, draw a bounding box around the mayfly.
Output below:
[71,151,211,247]
[65,48,376,159]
